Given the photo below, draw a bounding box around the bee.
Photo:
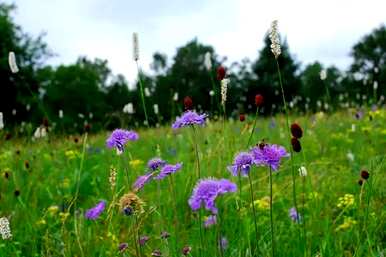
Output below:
[257,138,268,150]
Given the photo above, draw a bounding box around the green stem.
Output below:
[269,167,275,257]
[247,107,259,147]
[192,126,201,179]
[135,61,149,127]
[247,173,259,244]
[302,176,307,257]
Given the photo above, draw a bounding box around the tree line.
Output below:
[0,3,385,133]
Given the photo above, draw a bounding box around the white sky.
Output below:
[10,0,386,86]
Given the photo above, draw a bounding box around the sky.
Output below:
[9,0,386,86]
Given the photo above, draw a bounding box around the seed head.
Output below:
[269,20,281,59]
[291,137,302,152]
[290,123,303,139]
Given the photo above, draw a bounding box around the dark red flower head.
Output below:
[358,179,363,186]
[255,94,264,107]
[182,246,192,256]
[84,123,91,133]
[291,137,302,152]
[360,170,369,180]
[239,114,246,122]
[290,123,303,139]
[183,96,193,110]
[42,117,49,128]
[216,66,226,81]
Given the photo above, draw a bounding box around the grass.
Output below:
[0,109,385,257]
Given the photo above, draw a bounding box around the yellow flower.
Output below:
[129,159,143,168]
[251,196,270,210]
[308,192,320,200]
[59,212,70,222]
[337,194,355,209]
[336,217,357,231]
[65,150,78,160]
[47,206,59,215]
[36,219,46,225]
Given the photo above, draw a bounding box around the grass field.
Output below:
[0,109,385,257]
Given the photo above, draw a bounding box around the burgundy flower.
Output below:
[183,96,193,110]
[290,123,303,139]
[216,66,226,81]
[255,94,264,107]
[360,170,369,180]
[239,114,245,122]
[291,137,302,152]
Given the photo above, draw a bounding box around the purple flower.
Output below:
[147,158,167,171]
[160,231,170,239]
[85,200,106,220]
[188,178,237,214]
[204,215,217,228]
[289,207,301,223]
[172,111,207,129]
[250,144,289,171]
[182,246,192,256]
[227,152,254,177]
[106,129,139,154]
[219,237,228,250]
[154,163,183,180]
[139,235,150,246]
[133,172,154,191]
[118,243,128,252]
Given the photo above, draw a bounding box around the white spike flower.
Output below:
[221,78,230,106]
[33,126,47,139]
[132,32,139,61]
[320,70,327,80]
[59,110,63,119]
[269,20,281,59]
[0,112,4,130]
[123,103,134,114]
[204,52,212,71]
[8,52,19,73]
[0,217,12,240]
[153,104,159,114]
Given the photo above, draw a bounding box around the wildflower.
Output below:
[269,20,281,58]
[336,217,357,231]
[133,32,139,61]
[173,92,179,101]
[8,52,19,73]
[239,114,245,122]
[0,217,12,239]
[337,194,355,209]
[360,170,369,180]
[33,126,47,139]
[47,206,59,215]
[320,70,327,80]
[290,123,303,139]
[119,192,145,215]
[188,178,237,214]
[221,78,230,106]
[85,200,106,220]
[255,94,264,107]
[182,246,192,256]
[373,81,378,90]
[106,129,139,155]
[84,123,91,133]
[109,167,117,189]
[358,179,363,186]
[59,212,70,222]
[154,163,183,180]
[204,52,212,71]
[204,215,217,228]
[227,152,254,177]
[129,159,144,168]
[183,96,193,110]
[347,151,355,162]
[118,242,128,252]
[0,112,4,130]
[289,207,301,223]
[219,237,228,250]
[123,103,134,114]
[250,144,289,171]
[209,90,215,96]
[152,250,162,256]
[153,104,159,114]
[147,158,166,171]
[291,137,302,152]
[172,111,207,129]
[160,231,170,239]
[59,110,63,119]
[216,66,226,80]
[298,166,307,177]
[139,235,149,246]
[253,196,270,210]
[133,172,154,191]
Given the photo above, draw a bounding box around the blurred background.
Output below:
[1,0,385,133]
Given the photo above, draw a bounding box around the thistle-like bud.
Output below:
[8,52,19,73]
[269,20,281,59]
[132,32,139,61]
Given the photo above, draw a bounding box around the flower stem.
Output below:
[135,61,149,127]
[247,173,259,244]
[247,107,259,147]
[192,126,201,179]
[269,166,275,257]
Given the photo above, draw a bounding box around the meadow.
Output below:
[0,109,385,257]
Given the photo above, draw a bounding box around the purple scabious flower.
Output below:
[139,235,150,246]
[188,178,237,214]
[106,129,139,154]
[85,200,106,220]
[147,158,166,171]
[133,172,154,191]
[118,243,128,252]
[160,231,170,239]
[250,144,289,171]
[154,163,183,180]
[227,152,254,177]
[172,111,207,129]
[204,215,217,228]
[289,207,301,223]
